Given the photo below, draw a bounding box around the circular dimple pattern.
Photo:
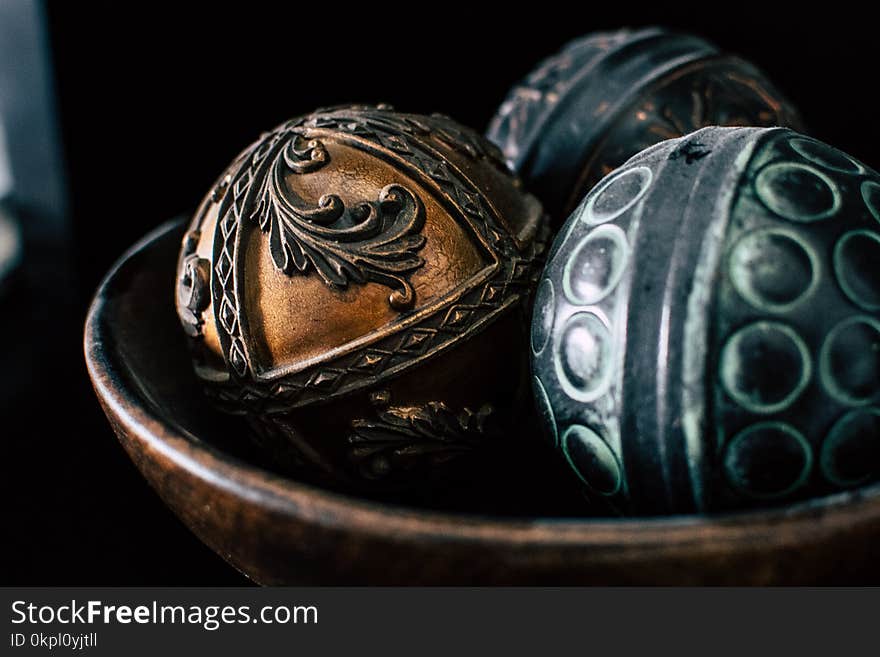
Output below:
[555,312,613,403]
[820,316,880,406]
[723,422,812,498]
[533,376,558,447]
[789,137,863,174]
[729,228,818,312]
[562,224,629,306]
[583,166,653,225]
[821,408,880,487]
[531,279,555,355]
[755,161,840,222]
[561,425,621,496]
[720,321,812,414]
[834,230,880,310]
[863,181,880,223]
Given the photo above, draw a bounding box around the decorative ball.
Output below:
[487,27,804,225]
[531,126,880,514]
[175,105,547,490]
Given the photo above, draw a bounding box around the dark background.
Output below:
[3,2,878,584]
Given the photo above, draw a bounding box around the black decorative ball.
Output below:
[487,27,804,225]
[531,126,880,514]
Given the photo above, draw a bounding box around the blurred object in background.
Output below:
[0,0,68,244]
[0,48,21,290]
[0,0,72,388]
[0,109,12,197]
[0,204,22,290]
[0,99,21,288]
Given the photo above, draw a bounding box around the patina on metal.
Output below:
[532,126,880,514]
[487,28,804,225]
[175,105,548,491]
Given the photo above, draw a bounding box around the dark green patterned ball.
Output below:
[532,126,880,514]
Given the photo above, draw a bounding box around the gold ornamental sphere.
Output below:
[175,105,547,490]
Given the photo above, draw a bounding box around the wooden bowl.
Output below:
[84,222,880,584]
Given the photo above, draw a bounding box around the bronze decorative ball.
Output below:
[531,126,880,514]
[175,105,547,492]
[487,27,804,225]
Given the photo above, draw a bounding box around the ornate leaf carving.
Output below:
[218,128,427,310]
[348,390,494,480]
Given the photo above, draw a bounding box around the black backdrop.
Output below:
[4,2,877,584]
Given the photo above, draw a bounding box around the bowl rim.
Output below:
[84,220,880,552]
